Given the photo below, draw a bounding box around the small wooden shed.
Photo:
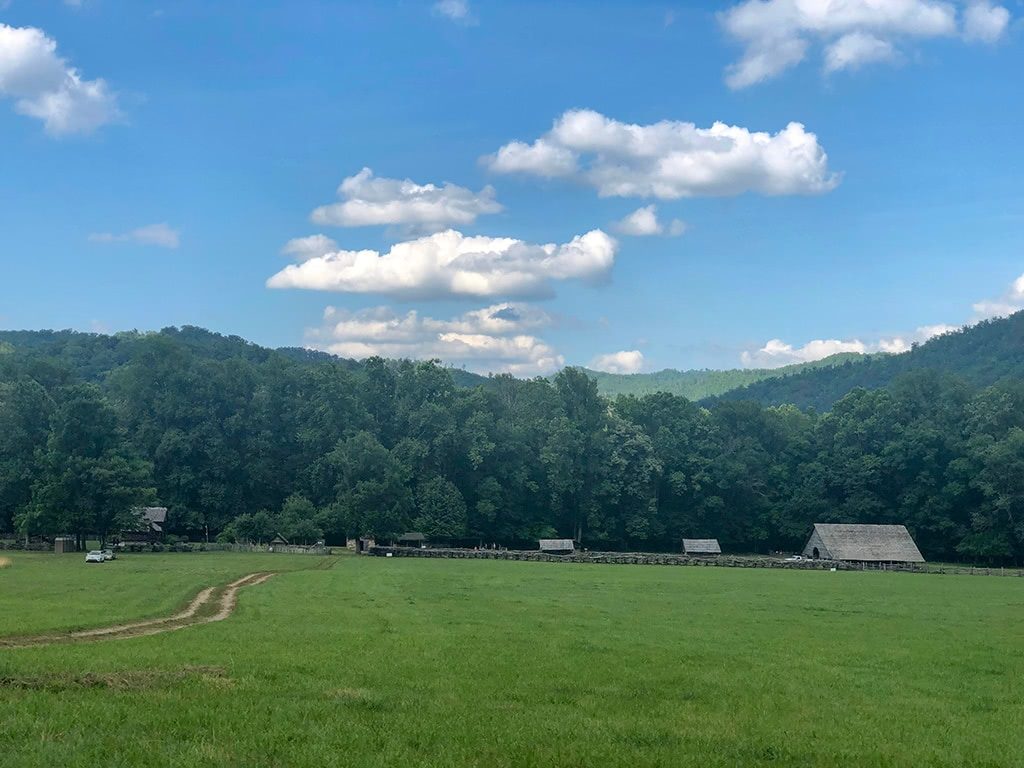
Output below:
[683,538,722,556]
[398,532,427,548]
[539,539,575,554]
[356,537,376,554]
[54,537,75,554]
[269,533,289,546]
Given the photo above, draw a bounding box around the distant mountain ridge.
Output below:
[583,353,866,400]
[3,311,1023,412]
[713,312,1024,410]
[0,327,495,389]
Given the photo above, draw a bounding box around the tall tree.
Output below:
[28,384,154,547]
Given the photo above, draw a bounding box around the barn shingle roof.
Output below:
[812,523,924,563]
[140,507,167,524]
[129,506,168,533]
[682,538,722,555]
[539,539,575,552]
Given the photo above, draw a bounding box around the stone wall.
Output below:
[368,546,866,571]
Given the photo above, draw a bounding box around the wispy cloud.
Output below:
[308,302,562,375]
[972,272,1024,319]
[614,205,686,237]
[310,168,501,234]
[720,0,1012,89]
[89,223,180,249]
[433,0,476,25]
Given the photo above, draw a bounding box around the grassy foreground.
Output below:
[1,555,1022,767]
[0,551,314,636]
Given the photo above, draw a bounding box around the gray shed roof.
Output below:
[808,524,924,563]
[683,538,722,555]
[539,539,575,551]
[129,506,167,533]
[399,532,426,541]
[139,507,167,524]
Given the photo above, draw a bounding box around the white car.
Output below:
[85,550,105,563]
[101,549,116,561]
[783,555,805,562]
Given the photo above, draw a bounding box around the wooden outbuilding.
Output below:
[802,523,925,563]
[121,506,168,543]
[398,532,427,548]
[54,537,75,554]
[682,538,722,556]
[539,539,575,554]
[269,533,289,546]
[356,537,376,554]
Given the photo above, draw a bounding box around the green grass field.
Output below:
[0,551,314,636]
[1,553,1022,767]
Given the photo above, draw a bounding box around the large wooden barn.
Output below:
[803,523,925,564]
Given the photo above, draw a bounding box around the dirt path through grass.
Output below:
[0,571,274,649]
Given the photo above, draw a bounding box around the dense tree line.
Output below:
[1,327,1023,562]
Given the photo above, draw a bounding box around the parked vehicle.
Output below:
[783,555,804,562]
[85,551,105,563]
[101,549,116,561]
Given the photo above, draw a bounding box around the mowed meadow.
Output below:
[1,554,1023,767]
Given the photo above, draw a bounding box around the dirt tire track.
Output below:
[0,572,274,649]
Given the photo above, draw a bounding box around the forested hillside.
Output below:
[3,326,1024,562]
[585,353,865,399]
[716,314,1024,410]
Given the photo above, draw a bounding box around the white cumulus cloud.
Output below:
[485,140,579,178]
[88,223,179,249]
[0,23,119,135]
[589,350,645,374]
[308,302,562,376]
[310,168,501,234]
[615,205,687,237]
[483,109,839,199]
[267,228,617,300]
[720,0,1011,88]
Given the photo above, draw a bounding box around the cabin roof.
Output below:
[127,506,167,533]
[539,539,575,551]
[140,507,167,523]
[811,524,924,563]
[682,538,722,555]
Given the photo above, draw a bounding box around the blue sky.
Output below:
[1,0,1021,374]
